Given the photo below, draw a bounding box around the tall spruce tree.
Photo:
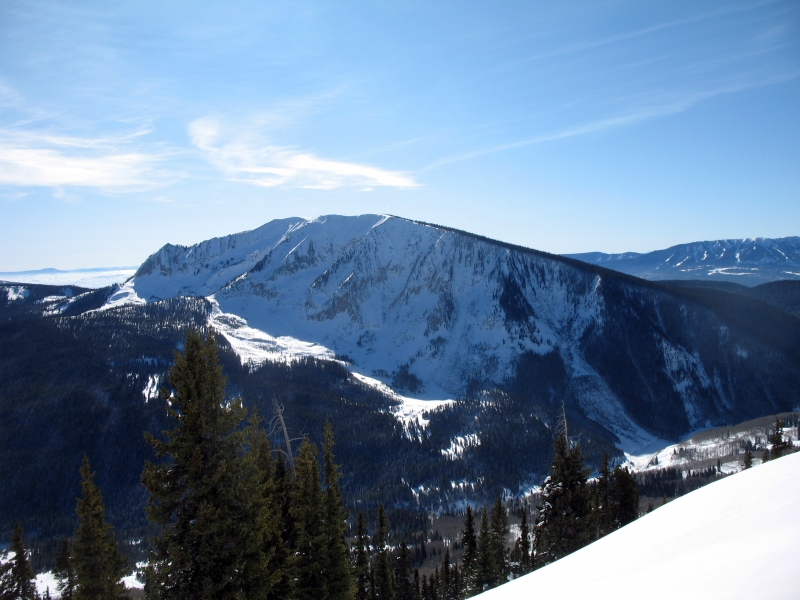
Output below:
[55,538,76,600]
[609,466,639,529]
[459,506,477,594]
[352,513,371,600]
[394,543,414,600]
[322,423,355,600]
[593,453,612,539]
[0,523,37,600]
[141,330,269,599]
[534,432,592,566]
[489,499,509,583]
[372,505,395,600]
[471,507,497,594]
[510,508,531,576]
[73,457,128,600]
[242,412,287,600]
[290,438,328,600]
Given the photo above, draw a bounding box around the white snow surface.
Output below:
[97,280,145,311]
[476,452,800,600]
[350,372,454,432]
[35,571,58,596]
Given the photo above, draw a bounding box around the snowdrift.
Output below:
[477,451,800,599]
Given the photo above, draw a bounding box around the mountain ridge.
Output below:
[565,236,800,285]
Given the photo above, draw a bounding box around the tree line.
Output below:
[2,331,638,599]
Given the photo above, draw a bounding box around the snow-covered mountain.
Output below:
[112,215,800,446]
[476,451,800,599]
[565,236,800,285]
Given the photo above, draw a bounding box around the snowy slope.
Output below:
[477,452,800,600]
[566,236,800,285]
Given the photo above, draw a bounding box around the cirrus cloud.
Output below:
[0,128,177,192]
[189,117,418,190]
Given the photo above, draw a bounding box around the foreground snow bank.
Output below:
[477,451,800,599]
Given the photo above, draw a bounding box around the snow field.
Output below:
[476,451,800,599]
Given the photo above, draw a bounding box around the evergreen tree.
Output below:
[609,466,639,529]
[510,508,531,576]
[770,418,791,459]
[593,453,612,539]
[0,523,37,600]
[141,330,270,599]
[534,433,592,566]
[242,412,287,600]
[322,423,355,600]
[372,505,395,600]
[459,506,476,594]
[290,438,328,600]
[352,513,371,600]
[54,538,76,600]
[743,449,753,470]
[449,564,459,600]
[73,457,128,600]
[471,507,497,594]
[489,498,509,583]
[268,456,295,600]
[394,543,414,600]
[436,549,450,600]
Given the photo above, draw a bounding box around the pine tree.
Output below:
[609,466,639,529]
[241,412,287,600]
[73,456,128,600]
[471,507,497,594]
[534,432,592,566]
[290,438,328,600]
[437,548,450,600]
[0,523,37,600]
[743,449,753,469]
[394,543,414,600]
[352,513,371,600]
[489,498,509,583]
[770,418,791,459]
[510,508,531,576]
[54,538,76,600]
[141,330,270,599]
[269,456,295,600]
[322,422,355,600]
[593,453,612,539]
[372,505,395,600]
[459,506,476,593]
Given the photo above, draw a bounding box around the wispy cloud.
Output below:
[189,117,418,190]
[425,69,800,171]
[0,128,176,191]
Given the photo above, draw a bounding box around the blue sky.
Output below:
[1,0,798,270]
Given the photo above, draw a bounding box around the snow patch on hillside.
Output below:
[350,372,454,432]
[5,285,30,301]
[142,374,162,402]
[208,297,334,366]
[477,452,800,599]
[98,281,145,311]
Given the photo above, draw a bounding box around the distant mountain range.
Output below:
[564,236,800,286]
[1,215,799,547]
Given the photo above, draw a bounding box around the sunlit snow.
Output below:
[476,452,800,599]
